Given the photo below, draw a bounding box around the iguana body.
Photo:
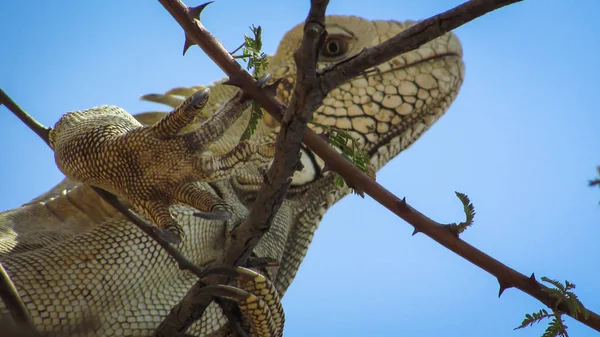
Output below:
[0,16,464,336]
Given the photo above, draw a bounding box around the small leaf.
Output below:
[334,174,345,188]
[237,25,269,140]
[309,121,372,193]
[445,192,476,236]
[240,103,264,141]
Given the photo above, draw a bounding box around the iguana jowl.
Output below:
[0,16,465,336]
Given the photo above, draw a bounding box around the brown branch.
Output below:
[222,0,329,266]
[155,0,330,334]
[320,0,523,90]
[0,89,50,146]
[156,0,600,334]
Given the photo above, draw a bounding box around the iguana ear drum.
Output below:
[290,146,324,186]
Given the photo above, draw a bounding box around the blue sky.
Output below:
[1,1,599,336]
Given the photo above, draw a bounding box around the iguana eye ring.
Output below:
[321,35,350,58]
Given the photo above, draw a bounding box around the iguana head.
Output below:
[139,16,464,186]
[267,16,464,185]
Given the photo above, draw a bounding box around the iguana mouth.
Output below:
[365,51,464,158]
[384,51,463,73]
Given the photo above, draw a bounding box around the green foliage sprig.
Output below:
[515,278,588,337]
[232,25,268,141]
[310,121,374,194]
[445,192,475,236]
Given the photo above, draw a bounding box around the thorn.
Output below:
[498,279,512,297]
[264,78,282,97]
[188,2,213,19]
[397,197,408,210]
[528,273,538,285]
[411,227,420,236]
[183,34,196,56]
[223,74,244,88]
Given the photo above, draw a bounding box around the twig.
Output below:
[0,89,50,146]
[90,188,206,278]
[0,261,34,329]
[155,0,330,334]
[320,0,523,90]
[156,0,600,333]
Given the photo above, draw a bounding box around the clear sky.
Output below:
[1,1,599,336]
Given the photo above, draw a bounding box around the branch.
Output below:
[0,89,50,146]
[155,0,330,334]
[320,0,523,90]
[156,0,600,333]
[222,0,329,267]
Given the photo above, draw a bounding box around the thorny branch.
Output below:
[156,0,600,334]
[0,90,49,147]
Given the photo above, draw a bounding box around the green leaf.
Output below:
[309,121,374,192]
[240,102,264,141]
[445,192,475,236]
[236,25,269,140]
[516,277,585,337]
[334,174,345,188]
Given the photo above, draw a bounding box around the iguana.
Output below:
[0,15,464,336]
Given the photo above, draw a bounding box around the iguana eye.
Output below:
[321,35,350,58]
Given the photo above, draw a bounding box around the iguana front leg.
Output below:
[49,88,275,243]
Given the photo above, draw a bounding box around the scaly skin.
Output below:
[0,16,464,336]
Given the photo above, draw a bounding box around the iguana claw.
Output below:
[193,209,232,221]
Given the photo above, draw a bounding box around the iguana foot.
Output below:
[49,83,273,243]
[195,140,276,181]
[200,266,284,337]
